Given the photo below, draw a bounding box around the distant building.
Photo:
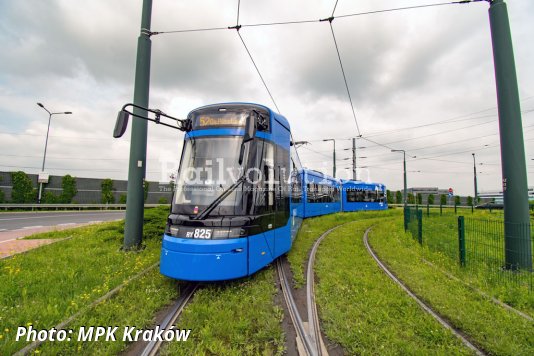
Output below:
[478,187,534,204]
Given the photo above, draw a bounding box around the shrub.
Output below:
[11,171,36,203]
[60,175,77,203]
[101,178,115,204]
[395,191,402,204]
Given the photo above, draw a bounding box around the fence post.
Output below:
[417,209,423,245]
[427,203,430,217]
[458,216,466,267]
[404,206,409,231]
[454,202,457,214]
[440,203,442,216]
[471,204,474,213]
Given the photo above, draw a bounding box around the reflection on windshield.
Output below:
[174,137,246,209]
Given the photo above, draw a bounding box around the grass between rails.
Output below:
[369,217,534,355]
[0,206,175,354]
[161,268,285,356]
[314,219,472,355]
[287,208,401,287]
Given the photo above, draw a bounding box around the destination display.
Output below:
[192,113,247,129]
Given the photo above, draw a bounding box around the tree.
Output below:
[395,191,402,204]
[407,193,415,204]
[440,194,447,205]
[386,190,394,204]
[467,196,473,206]
[427,194,435,205]
[416,193,422,205]
[11,171,35,203]
[143,180,150,203]
[0,189,4,203]
[60,175,77,203]
[101,178,115,204]
[454,195,461,206]
[119,194,127,204]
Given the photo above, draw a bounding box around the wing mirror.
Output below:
[113,110,130,138]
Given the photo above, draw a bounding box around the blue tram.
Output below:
[341,180,387,211]
[114,102,386,282]
[160,103,302,281]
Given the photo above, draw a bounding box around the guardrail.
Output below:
[0,204,170,211]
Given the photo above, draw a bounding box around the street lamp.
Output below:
[391,149,416,206]
[472,153,478,205]
[36,102,72,203]
[323,139,336,178]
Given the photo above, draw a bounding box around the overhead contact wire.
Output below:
[150,1,484,35]
[236,30,281,113]
[328,21,361,136]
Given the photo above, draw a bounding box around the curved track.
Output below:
[140,282,199,356]
[278,224,346,356]
[362,227,486,356]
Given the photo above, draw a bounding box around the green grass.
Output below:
[161,268,285,356]
[408,208,534,312]
[369,217,534,355]
[0,206,175,355]
[287,208,401,287]
[313,219,472,355]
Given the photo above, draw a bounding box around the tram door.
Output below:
[260,142,276,258]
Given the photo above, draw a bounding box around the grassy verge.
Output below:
[287,209,400,287]
[0,206,176,354]
[314,219,472,354]
[369,217,534,355]
[161,268,285,355]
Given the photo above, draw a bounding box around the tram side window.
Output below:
[253,140,275,214]
[291,172,302,203]
[275,146,290,214]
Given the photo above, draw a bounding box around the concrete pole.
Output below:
[352,138,357,180]
[489,0,531,269]
[123,0,152,250]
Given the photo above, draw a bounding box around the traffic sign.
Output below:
[448,187,453,194]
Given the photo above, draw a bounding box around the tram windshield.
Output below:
[173,136,249,215]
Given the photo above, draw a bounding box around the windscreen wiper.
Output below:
[193,175,246,220]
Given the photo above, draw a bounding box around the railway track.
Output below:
[139,282,199,356]
[362,227,486,356]
[278,224,346,356]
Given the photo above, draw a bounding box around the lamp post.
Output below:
[36,102,72,203]
[391,149,416,206]
[472,153,478,205]
[323,139,336,178]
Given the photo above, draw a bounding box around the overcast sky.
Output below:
[1,0,533,196]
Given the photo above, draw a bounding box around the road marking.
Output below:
[0,238,19,244]
[58,223,76,226]
[0,212,125,221]
[0,229,7,232]
[89,221,103,224]
[22,225,44,229]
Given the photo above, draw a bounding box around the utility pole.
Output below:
[352,138,356,180]
[489,0,531,269]
[323,139,336,178]
[472,153,478,205]
[123,0,153,250]
[391,149,408,206]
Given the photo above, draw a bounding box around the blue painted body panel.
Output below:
[341,180,388,212]
[160,235,248,281]
[302,170,342,218]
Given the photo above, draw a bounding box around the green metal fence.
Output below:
[404,206,534,293]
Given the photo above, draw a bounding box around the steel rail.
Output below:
[306,225,345,355]
[277,259,316,355]
[362,227,486,356]
[140,282,199,356]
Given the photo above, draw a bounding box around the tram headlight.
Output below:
[212,227,243,239]
[169,226,180,236]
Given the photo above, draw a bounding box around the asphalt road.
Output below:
[0,210,126,232]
